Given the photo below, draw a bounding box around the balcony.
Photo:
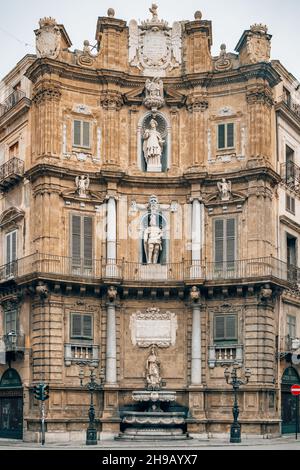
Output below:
[64,343,99,367]
[0,253,297,288]
[0,90,26,118]
[208,345,243,368]
[0,157,25,190]
[280,161,300,194]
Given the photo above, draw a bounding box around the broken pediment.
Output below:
[0,207,25,230]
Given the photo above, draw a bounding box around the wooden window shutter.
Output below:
[73,120,81,146]
[82,122,90,148]
[11,231,17,262]
[226,315,237,340]
[215,316,225,340]
[72,215,81,266]
[6,233,11,265]
[83,217,93,268]
[71,314,82,337]
[226,219,236,265]
[83,315,93,339]
[214,219,224,265]
[218,124,225,149]
[227,123,234,148]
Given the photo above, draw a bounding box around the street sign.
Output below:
[291,385,300,396]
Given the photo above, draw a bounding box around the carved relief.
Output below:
[32,86,61,105]
[76,40,99,67]
[143,77,165,111]
[130,308,178,348]
[214,44,232,71]
[217,179,232,201]
[246,24,271,64]
[75,175,90,198]
[129,5,182,76]
[100,91,124,110]
[35,17,61,60]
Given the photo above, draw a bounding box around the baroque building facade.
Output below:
[0,6,299,441]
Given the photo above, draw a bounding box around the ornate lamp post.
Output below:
[224,363,251,443]
[79,366,102,445]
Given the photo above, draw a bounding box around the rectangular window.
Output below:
[73,120,91,148]
[218,123,235,150]
[286,194,295,215]
[287,234,298,282]
[283,87,291,108]
[9,142,19,158]
[71,215,93,272]
[5,230,17,277]
[71,313,93,340]
[286,145,295,184]
[5,309,17,335]
[287,315,296,339]
[214,315,237,343]
[214,218,236,269]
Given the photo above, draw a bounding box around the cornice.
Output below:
[275,102,300,133]
[280,215,300,233]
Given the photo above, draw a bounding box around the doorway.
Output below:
[0,369,23,439]
[281,367,300,434]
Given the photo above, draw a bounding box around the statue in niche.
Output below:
[146,345,161,389]
[143,119,164,171]
[75,175,90,198]
[217,178,232,201]
[143,214,163,264]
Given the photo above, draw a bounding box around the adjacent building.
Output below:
[0,6,299,441]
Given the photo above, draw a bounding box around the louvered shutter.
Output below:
[71,314,82,337]
[72,215,81,267]
[6,233,11,265]
[214,219,224,268]
[227,123,234,148]
[226,219,235,268]
[83,315,92,339]
[73,120,81,146]
[82,122,90,148]
[11,231,17,262]
[218,124,225,149]
[83,217,93,268]
[226,315,237,340]
[215,316,225,340]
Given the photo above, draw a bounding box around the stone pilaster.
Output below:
[100,91,123,167]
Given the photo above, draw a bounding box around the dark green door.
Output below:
[0,369,23,439]
[281,367,300,434]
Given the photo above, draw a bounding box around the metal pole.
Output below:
[41,401,45,446]
[296,395,299,440]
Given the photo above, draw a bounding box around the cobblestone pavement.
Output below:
[0,436,299,450]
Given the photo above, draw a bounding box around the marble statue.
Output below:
[143,77,165,111]
[143,119,164,171]
[75,175,90,198]
[146,346,161,389]
[217,178,232,201]
[143,214,163,264]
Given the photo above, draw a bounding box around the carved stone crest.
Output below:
[35,17,61,60]
[129,4,182,76]
[246,24,271,63]
[130,307,178,348]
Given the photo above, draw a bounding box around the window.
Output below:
[286,194,295,215]
[5,309,17,335]
[214,315,237,343]
[73,120,91,148]
[9,142,19,159]
[71,215,93,273]
[287,315,296,339]
[283,87,291,108]
[71,314,93,340]
[6,230,17,277]
[218,123,234,150]
[287,234,298,282]
[214,218,236,269]
[286,146,295,184]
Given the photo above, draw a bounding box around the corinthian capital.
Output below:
[100,91,124,110]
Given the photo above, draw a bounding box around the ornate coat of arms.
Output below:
[129,4,182,76]
[35,17,61,60]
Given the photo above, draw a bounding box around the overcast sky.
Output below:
[1,0,300,80]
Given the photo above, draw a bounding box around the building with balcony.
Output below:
[0,8,299,442]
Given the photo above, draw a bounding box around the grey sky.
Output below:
[0,0,299,80]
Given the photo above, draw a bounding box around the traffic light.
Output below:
[33,383,50,401]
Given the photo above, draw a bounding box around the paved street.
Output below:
[0,436,299,450]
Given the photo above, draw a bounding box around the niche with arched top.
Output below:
[139,211,169,264]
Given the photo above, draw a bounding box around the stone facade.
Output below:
[0,7,299,442]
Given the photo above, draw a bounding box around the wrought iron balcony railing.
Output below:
[0,253,298,286]
[0,157,25,189]
[0,89,26,118]
[280,161,300,192]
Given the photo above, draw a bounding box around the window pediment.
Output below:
[0,207,25,230]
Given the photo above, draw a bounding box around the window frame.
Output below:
[287,315,296,340]
[70,214,94,270]
[286,194,296,215]
[213,217,237,270]
[5,230,17,264]
[217,122,235,150]
[214,314,238,344]
[70,313,93,340]
[4,308,17,335]
[72,119,91,149]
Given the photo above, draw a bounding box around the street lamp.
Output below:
[79,366,102,445]
[224,363,251,443]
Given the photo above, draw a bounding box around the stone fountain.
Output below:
[117,346,189,440]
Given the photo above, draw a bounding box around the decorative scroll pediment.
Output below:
[60,189,106,205]
[0,207,25,229]
[204,191,246,206]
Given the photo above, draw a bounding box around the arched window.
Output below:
[0,368,22,388]
[137,112,171,173]
[140,212,169,264]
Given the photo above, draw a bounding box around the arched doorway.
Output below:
[0,369,23,439]
[281,367,300,434]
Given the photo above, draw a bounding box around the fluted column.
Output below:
[187,96,208,169]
